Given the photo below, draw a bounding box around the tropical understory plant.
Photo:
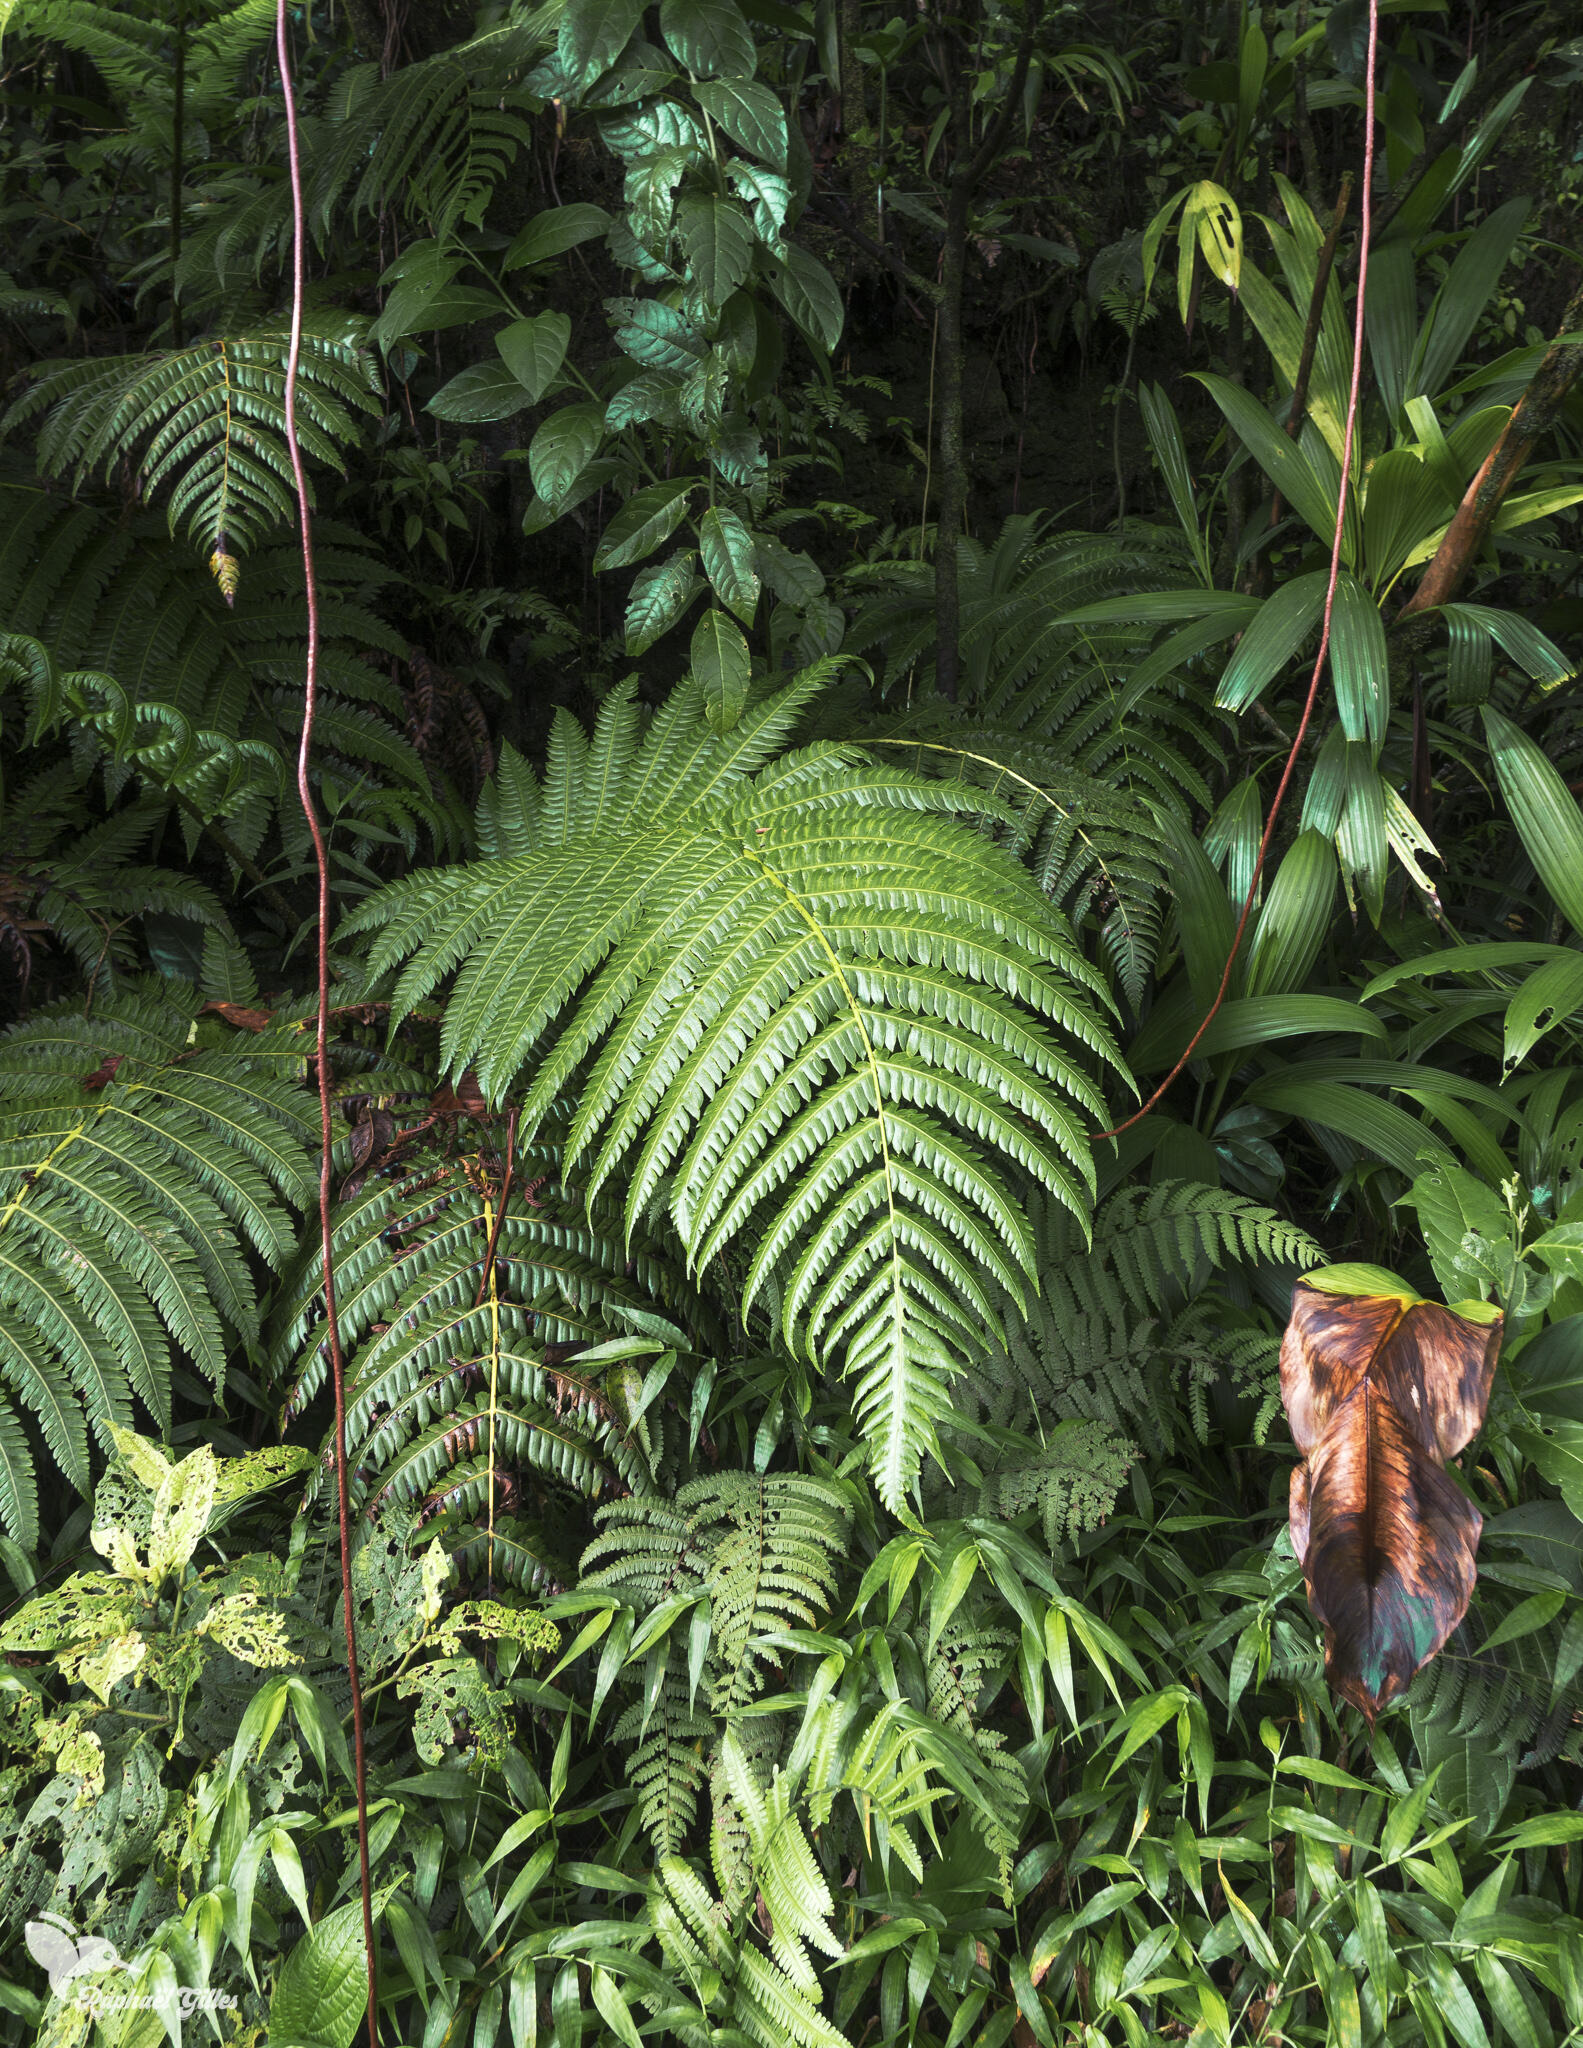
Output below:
[1,0,1583,2042]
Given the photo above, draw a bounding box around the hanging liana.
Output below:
[274,0,379,2038]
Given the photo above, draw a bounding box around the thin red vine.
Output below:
[1097,0,1380,1145]
[275,3,379,2038]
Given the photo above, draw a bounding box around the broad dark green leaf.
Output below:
[691,606,751,732]
[624,548,703,653]
[593,477,700,570]
[695,78,788,167]
[428,361,533,423]
[270,1901,376,2048]
[677,194,755,306]
[559,0,647,88]
[529,403,606,507]
[699,504,759,622]
[505,204,613,272]
[766,245,844,352]
[496,313,572,403]
[660,0,757,76]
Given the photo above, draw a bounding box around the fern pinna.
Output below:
[349,672,1126,1508]
[0,987,316,1544]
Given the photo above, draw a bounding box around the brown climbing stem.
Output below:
[275,2,379,2041]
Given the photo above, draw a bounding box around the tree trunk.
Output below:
[836,0,880,257]
[934,157,972,702]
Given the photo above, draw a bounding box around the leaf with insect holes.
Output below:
[1281,1270,1502,1720]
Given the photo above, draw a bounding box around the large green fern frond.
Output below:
[4,332,379,561]
[0,987,315,1547]
[861,721,1174,1010]
[309,21,546,239]
[349,676,1128,1505]
[958,1182,1321,1508]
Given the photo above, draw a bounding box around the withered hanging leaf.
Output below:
[1280,1268,1502,1720]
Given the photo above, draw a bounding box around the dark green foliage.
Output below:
[1,0,1582,2043]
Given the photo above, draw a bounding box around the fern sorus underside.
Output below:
[350,674,1127,1506]
[0,988,317,1544]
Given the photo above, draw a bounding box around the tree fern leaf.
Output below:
[359,686,1128,1502]
[11,1206,170,1424]
[0,1391,39,1549]
[846,1288,960,1510]
[0,1311,91,1495]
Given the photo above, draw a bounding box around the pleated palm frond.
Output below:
[347,671,1128,1508]
[4,331,380,561]
[272,1124,720,1588]
[0,987,317,1548]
